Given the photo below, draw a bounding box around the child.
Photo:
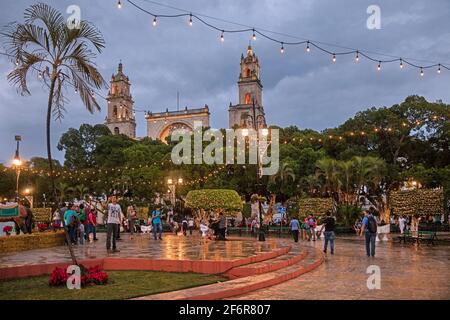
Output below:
[200,221,209,238]
[78,223,85,245]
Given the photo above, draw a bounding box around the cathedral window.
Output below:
[114,127,120,135]
[246,68,251,78]
[245,93,251,104]
[113,106,117,118]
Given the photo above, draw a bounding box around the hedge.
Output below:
[390,188,444,216]
[298,197,335,217]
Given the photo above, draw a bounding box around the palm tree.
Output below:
[56,181,73,204]
[315,158,339,198]
[2,4,106,267]
[2,3,106,200]
[268,162,296,215]
[75,184,89,200]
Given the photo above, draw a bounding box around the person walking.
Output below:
[188,217,195,235]
[304,217,311,241]
[309,214,316,241]
[106,196,122,253]
[87,206,98,242]
[360,210,377,257]
[182,216,188,236]
[289,217,300,243]
[398,215,406,234]
[64,203,78,245]
[152,206,163,240]
[218,211,227,240]
[319,211,336,255]
[127,204,137,239]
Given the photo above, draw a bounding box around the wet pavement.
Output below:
[0,233,286,268]
[231,236,450,300]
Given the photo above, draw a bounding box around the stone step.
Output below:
[132,246,324,300]
[225,245,307,279]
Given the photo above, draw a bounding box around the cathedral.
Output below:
[105,45,267,140]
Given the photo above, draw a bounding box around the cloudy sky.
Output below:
[1,0,449,164]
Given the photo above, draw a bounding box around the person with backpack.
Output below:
[360,210,378,257]
[289,217,300,243]
[319,211,336,255]
[64,203,78,245]
[152,205,163,240]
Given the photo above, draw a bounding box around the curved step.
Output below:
[225,246,307,279]
[132,247,324,300]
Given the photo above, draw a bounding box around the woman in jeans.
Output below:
[127,205,137,239]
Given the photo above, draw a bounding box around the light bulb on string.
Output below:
[306,41,310,52]
[152,16,157,27]
[377,61,381,71]
[189,13,193,26]
[220,30,224,42]
[420,67,424,77]
[117,0,122,9]
[355,51,359,62]
[332,53,336,63]
[280,42,284,54]
[437,64,441,74]
[252,29,256,41]
[399,59,404,69]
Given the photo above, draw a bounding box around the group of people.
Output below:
[54,202,98,245]
[288,208,381,258]
[289,211,335,254]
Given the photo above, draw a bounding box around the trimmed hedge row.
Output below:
[0,230,65,254]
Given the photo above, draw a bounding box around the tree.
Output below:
[3,3,106,200]
[57,124,111,169]
[185,189,243,223]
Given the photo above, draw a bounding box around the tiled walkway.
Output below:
[0,233,286,268]
[231,237,450,300]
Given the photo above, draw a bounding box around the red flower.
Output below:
[48,265,108,287]
[3,226,13,233]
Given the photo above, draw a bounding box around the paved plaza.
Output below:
[1,233,449,300]
[232,238,450,300]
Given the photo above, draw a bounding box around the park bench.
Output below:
[397,230,437,245]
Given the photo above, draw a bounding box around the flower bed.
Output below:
[48,265,108,287]
[0,230,65,254]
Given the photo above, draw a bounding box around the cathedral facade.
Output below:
[105,45,266,140]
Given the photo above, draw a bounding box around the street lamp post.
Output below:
[248,98,268,242]
[12,135,22,201]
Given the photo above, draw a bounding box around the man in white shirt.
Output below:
[398,215,406,234]
[106,196,122,253]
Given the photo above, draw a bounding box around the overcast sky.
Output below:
[1,0,449,164]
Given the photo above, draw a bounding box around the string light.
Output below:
[119,0,449,79]
[220,30,224,42]
[280,42,284,54]
[117,0,122,9]
[377,61,381,71]
[189,13,193,26]
[437,64,441,74]
[152,16,157,27]
[420,67,424,77]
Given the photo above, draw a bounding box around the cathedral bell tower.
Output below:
[228,45,266,129]
[105,62,136,138]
